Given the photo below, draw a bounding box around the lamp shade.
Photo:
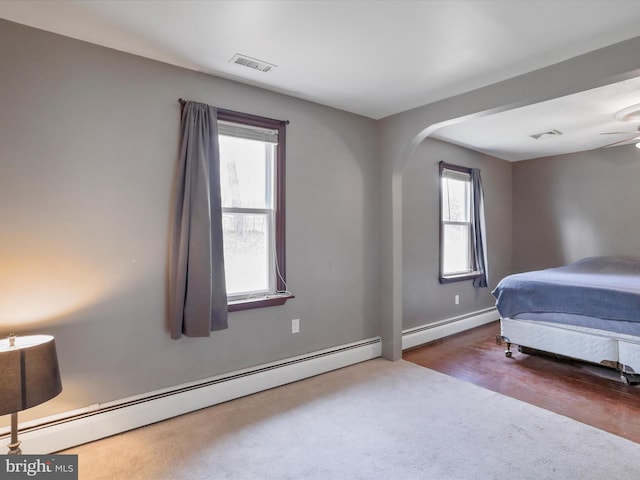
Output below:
[0,335,62,416]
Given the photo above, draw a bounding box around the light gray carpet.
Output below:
[64,358,639,479]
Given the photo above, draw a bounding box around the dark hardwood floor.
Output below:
[403,321,640,444]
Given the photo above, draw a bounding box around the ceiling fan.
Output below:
[600,103,640,148]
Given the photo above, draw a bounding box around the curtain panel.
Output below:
[169,101,228,339]
[471,168,488,288]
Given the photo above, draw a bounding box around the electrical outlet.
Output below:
[291,318,300,334]
[454,294,460,305]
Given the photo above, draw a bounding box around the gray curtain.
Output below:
[471,168,489,288]
[169,100,228,339]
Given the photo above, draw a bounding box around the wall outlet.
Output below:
[454,294,460,305]
[291,318,300,334]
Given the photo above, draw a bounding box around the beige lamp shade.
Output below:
[0,335,62,416]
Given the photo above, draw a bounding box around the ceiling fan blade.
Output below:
[603,135,640,148]
[600,125,640,137]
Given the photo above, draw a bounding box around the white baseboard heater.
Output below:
[3,337,382,454]
[402,307,498,351]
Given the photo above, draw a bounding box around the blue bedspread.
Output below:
[492,257,640,322]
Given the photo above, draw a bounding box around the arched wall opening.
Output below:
[381,48,640,360]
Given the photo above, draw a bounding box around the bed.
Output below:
[492,256,640,385]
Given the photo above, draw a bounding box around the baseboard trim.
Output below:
[402,308,498,351]
[5,337,382,454]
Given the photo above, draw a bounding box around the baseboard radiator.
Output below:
[2,337,382,454]
[402,307,498,351]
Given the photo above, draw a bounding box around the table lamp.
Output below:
[0,333,62,454]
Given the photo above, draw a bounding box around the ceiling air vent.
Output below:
[530,129,563,140]
[229,54,276,73]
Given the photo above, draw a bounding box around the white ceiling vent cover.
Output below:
[230,54,277,73]
[530,129,563,140]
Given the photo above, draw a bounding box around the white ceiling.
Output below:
[2,0,640,160]
[432,77,640,161]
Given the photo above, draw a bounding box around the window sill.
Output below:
[228,294,295,312]
[439,272,481,284]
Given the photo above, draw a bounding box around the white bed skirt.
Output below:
[500,317,640,374]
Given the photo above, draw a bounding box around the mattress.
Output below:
[492,256,640,323]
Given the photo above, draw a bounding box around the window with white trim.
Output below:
[439,162,479,283]
[217,111,288,310]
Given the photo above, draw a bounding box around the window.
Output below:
[217,110,289,310]
[439,162,480,283]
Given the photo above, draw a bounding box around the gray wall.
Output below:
[0,20,380,423]
[402,139,512,330]
[4,16,640,426]
[512,144,640,272]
